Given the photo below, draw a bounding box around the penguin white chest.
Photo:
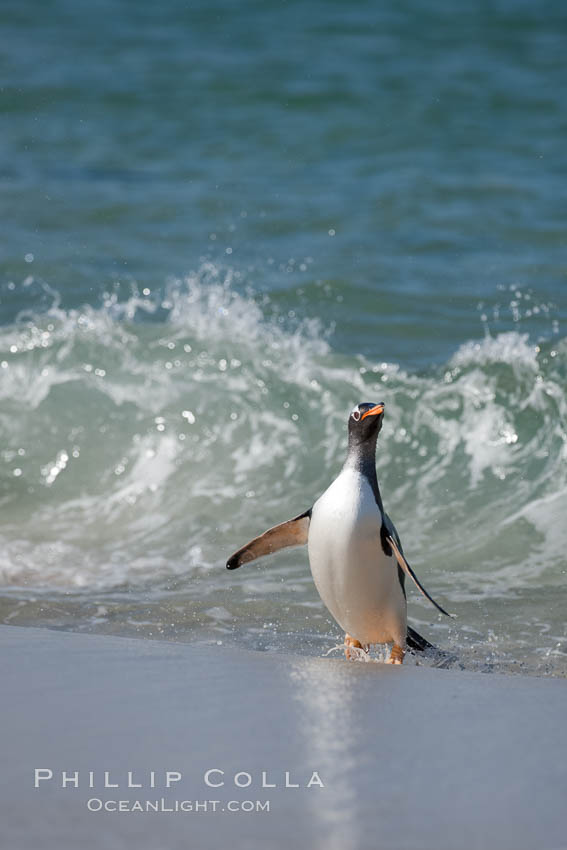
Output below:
[307,468,406,646]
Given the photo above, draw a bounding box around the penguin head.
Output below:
[348,401,385,445]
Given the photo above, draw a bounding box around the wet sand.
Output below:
[1,624,566,850]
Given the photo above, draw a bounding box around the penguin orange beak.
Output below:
[360,403,385,421]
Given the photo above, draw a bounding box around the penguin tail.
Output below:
[406,626,458,668]
[406,625,436,653]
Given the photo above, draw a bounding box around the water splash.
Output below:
[0,268,565,676]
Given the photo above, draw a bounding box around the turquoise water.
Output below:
[1,0,566,675]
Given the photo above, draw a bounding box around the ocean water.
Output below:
[1,0,566,676]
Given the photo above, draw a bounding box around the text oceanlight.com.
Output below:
[87,798,270,813]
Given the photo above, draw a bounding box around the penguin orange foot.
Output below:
[389,643,405,665]
[344,634,368,660]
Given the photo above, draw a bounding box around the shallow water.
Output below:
[1,0,566,676]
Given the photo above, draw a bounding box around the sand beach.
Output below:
[2,624,566,850]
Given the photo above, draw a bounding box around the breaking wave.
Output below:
[1,266,566,675]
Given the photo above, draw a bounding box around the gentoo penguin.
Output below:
[226,402,452,664]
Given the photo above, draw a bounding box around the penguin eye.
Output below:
[352,410,361,421]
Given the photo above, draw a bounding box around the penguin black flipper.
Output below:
[226,508,311,570]
[381,512,411,598]
[381,515,447,648]
[385,533,454,618]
